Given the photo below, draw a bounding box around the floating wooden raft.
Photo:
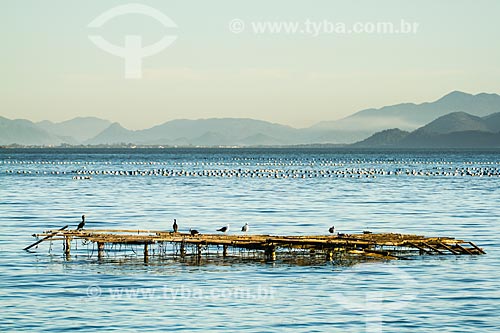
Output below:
[25,229,486,263]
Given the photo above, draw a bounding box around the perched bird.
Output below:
[190,228,200,236]
[77,215,85,230]
[328,226,335,234]
[217,224,230,233]
[173,219,178,233]
[241,223,249,232]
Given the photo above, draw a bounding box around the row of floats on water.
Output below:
[2,160,500,167]
[70,167,500,178]
[4,167,499,179]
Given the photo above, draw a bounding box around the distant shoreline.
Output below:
[1,145,500,152]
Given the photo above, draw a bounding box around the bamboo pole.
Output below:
[467,242,486,254]
[437,241,460,255]
[24,225,68,251]
[423,242,445,255]
[454,243,474,254]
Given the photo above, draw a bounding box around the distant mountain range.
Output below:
[1,91,499,147]
[353,112,500,148]
[313,90,500,133]
[36,117,112,143]
[86,119,305,146]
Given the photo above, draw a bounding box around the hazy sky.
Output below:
[2,0,499,129]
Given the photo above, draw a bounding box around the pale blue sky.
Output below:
[2,0,499,129]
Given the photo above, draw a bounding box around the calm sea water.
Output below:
[0,148,499,332]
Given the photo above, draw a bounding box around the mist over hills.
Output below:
[313,91,500,137]
[1,91,499,147]
[353,111,500,148]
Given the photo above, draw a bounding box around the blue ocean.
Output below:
[1,148,499,332]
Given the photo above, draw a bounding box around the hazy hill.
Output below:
[237,133,284,146]
[37,117,112,143]
[352,111,500,148]
[411,112,490,135]
[483,112,500,132]
[314,91,500,141]
[85,122,138,145]
[86,118,305,146]
[141,118,301,144]
[351,129,410,148]
[2,91,499,146]
[0,117,62,145]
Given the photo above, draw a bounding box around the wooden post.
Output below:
[326,250,333,261]
[197,244,202,257]
[180,241,185,257]
[265,246,276,261]
[97,242,105,259]
[223,245,228,257]
[64,236,71,259]
[144,243,149,263]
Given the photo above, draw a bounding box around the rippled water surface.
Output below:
[1,149,499,332]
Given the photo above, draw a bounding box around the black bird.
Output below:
[173,219,178,233]
[190,228,200,236]
[77,215,85,230]
[217,224,230,233]
[328,226,335,234]
[241,223,249,232]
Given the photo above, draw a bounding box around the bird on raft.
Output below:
[241,223,249,232]
[77,215,85,230]
[189,228,200,236]
[328,226,335,234]
[217,224,230,233]
[173,219,178,233]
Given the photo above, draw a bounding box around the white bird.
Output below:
[241,223,249,232]
[217,224,230,233]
